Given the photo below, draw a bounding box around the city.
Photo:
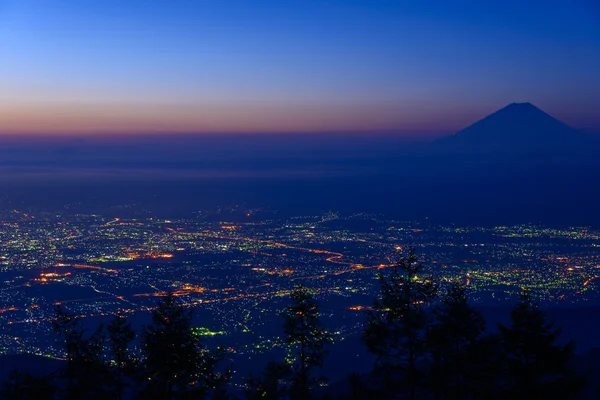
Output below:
[2,207,599,375]
[2,0,600,397]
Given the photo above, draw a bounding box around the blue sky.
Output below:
[0,0,598,134]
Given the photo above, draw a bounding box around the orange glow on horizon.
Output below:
[0,100,473,136]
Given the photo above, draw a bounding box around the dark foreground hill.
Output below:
[0,353,63,381]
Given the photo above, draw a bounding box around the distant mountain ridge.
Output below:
[434,102,593,154]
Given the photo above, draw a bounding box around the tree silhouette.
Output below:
[1,262,595,400]
[282,286,331,400]
[51,305,108,400]
[52,304,80,398]
[498,292,584,400]
[245,361,291,400]
[139,292,228,399]
[346,372,372,400]
[463,332,511,400]
[427,283,486,399]
[363,248,437,399]
[107,312,137,400]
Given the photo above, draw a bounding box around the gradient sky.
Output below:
[1,0,599,135]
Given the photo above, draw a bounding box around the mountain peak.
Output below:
[504,101,548,112]
[493,102,553,117]
[435,102,589,154]
[507,101,534,107]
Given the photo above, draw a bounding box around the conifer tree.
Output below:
[52,305,108,400]
[346,372,371,400]
[107,312,137,400]
[282,286,331,400]
[498,292,584,400]
[427,283,486,399]
[245,361,291,400]
[363,248,437,400]
[139,292,228,399]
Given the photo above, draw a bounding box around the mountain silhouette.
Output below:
[434,102,592,154]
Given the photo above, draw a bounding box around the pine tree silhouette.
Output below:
[498,292,584,400]
[51,305,108,400]
[245,361,292,400]
[363,248,437,400]
[427,283,486,399]
[107,312,137,400]
[139,292,228,399]
[282,286,331,400]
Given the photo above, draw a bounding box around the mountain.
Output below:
[434,102,593,155]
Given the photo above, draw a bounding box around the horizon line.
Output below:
[0,130,452,139]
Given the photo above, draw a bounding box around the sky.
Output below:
[0,0,599,136]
